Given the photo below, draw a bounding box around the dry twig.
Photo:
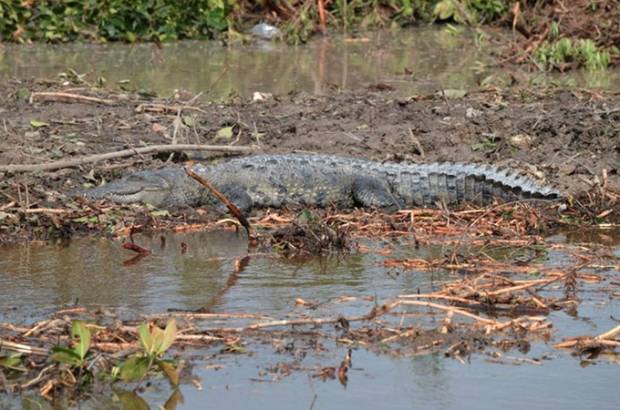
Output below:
[0,144,255,173]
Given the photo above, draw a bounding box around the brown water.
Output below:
[0,230,618,410]
[1,28,619,98]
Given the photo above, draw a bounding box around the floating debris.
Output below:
[250,23,281,40]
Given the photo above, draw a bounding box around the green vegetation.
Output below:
[0,0,232,42]
[535,38,613,71]
[1,319,179,400]
[432,0,507,24]
[51,320,92,368]
[0,0,617,71]
[0,0,511,43]
[115,319,179,386]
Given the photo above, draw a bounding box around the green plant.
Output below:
[0,0,234,43]
[0,353,26,373]
[51,320,91,367]
[471,135,498,152]
[433,0,507,24]
[535,37,611,71]
[114,319,179,386]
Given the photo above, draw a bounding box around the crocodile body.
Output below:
[78,154,560,210]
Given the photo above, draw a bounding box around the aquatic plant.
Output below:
[51,321,92,368]
[114,319,179,386]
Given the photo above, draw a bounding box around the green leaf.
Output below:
[30,120,49,128]
[157,360,179,386]
[0,354,26,371]
[150,209,171,217]
[433,0,455,20]
[16,88,30,101]
[71,320,91,361]
[73,216,99,224]
[150,326,165,355]
[138,324,155,356]
[215,126,234,140]
[119,356,150,382]
[158,319,177,355]
[115,389,150,410]
[51,346,82,366]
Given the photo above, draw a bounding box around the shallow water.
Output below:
[1,28,619,98]
[0,231,442,322]
[0,229,618,409]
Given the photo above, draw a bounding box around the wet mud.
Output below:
[0,79,618,243]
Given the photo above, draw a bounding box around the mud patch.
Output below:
[0,79,618,243]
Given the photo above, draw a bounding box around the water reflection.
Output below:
[0,231,429,322]
[1,28,487,98]
[2,28,619,99]
[1,229,618,409]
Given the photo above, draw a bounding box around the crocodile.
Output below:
[76,154,561,211]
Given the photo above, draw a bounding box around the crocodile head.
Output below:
[74,168,187,207]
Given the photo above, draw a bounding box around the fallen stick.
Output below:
[395,300,497,325]
[149,312,274,320]
[397,293,483,306]
[29,91,114,105]
[554,339,620,349]
[0,339,49,356]
[0,144,256,173]
[203,297,501,334]
[135,103,208,114]
[185,166,252,236]
[596,324,620,341]
[210,315,370,333]
[484,276,564,297]
[553,324,620,349]
[175,334,223,342]
[20,208,70,214]
[22,319,65,338]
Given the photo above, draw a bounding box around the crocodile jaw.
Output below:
[78,173,174,207]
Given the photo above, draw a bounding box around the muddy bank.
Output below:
[0,79,618,242]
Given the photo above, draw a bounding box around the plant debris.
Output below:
[1,236,617,400]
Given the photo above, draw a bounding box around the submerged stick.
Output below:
[0,144,255,173]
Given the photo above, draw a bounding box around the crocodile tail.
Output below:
[408,162,560,206]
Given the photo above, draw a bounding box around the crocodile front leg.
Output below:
[202,184,254,214]
[352,176,403,211]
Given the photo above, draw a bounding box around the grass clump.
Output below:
[535,37,613,71]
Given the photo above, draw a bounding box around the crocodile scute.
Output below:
[75,154,560,210]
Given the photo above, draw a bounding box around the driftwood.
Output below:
[0,144,256,173]
[554,324,620,350]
